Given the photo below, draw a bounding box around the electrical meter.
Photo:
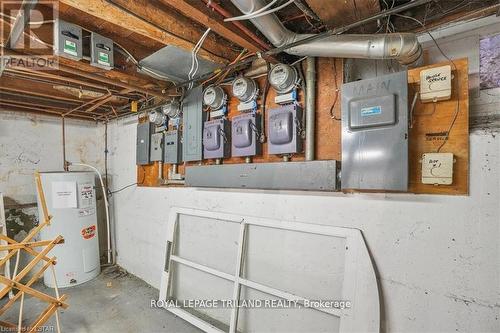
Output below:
[162,100,181,119]
[232,77,259,103]
[149,109,166,126]
[232,77,259,112]
[269,63,298,94]
[203,85,227,111]
[420,65,452,103]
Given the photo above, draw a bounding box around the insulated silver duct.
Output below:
[230,0,423,65]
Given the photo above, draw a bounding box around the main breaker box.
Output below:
[268,104,303,155]
[420,65,452,103]
[136,122,154,165]
[203,118,231,159]
[164,130,183,164]
[90,32,114,70]
[54,19,83,60]
[232,113,261,157]
[150,132,164,162]
[341,71,409,191]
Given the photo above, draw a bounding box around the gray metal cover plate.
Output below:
[138,45,219,83]
[182,87,206,162]
[341,71,408,191]
[136,122,153,165]
[185,160,339,191]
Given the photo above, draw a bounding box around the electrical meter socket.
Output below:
[162,100,181,118]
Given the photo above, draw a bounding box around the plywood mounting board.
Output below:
[159,208,380,333]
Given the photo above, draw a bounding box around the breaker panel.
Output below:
[90,32,114,70]
[232,113,261,158]
[136,122,154,165]
[164,130,183,164]
[341,71,409,191]
[203,118,231,159]
[268,104,303,155]
[54,19,83,60]
[150,132,164,162]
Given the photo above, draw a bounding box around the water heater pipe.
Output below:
[229,0,424,65]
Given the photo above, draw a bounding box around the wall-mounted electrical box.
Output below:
[150,132,164,162]
[203,118,231,159]
[232,113,261,157]
[420,65,452,103]
[421,153,454,185]
[341,71,409,191]
[54,19,83,60]
[136,122,154,165]
[183,87,206,162]
[90,32,114,70]
[268,104,303,155]
[164,130,183,164]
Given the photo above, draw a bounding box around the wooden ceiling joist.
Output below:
[159,0,263,53]
[58,0,231,64]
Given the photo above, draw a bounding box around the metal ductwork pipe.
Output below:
[230,0,423,65]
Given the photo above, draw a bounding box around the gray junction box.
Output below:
[164,130,183,164]
[136,122,154,165]
[231,113,261,157]
[203,118,231,159]
[54,19,83,61]
[341,71,409,191]
[183,87,206,162]
[268,104,303,155]
[150,132,164,162]
[90,32,114,70]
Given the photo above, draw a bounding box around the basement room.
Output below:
[0,0,499,332]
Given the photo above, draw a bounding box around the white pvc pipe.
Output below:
[69,163,112,265]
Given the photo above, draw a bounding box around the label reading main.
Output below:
[98,51,110,66]
[361,106,382,116]
[64,40,77,56]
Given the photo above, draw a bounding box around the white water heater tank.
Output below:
[36,171,100,287]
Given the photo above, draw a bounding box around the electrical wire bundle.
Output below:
[188,28,212,90]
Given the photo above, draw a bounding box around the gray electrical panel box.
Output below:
[136,122,154,165]
[90,32,114,70]
[182,87,206,162]
[203,118,231,159]
[268,104,303,155]
[150,132,164,162]
[54,19,83,60]
[232,113,261,157]
[341,71,409,191]
[164,130,183,164]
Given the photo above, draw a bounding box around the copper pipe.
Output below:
[201,0,270,50]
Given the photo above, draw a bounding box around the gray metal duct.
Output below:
[230,0,423,65]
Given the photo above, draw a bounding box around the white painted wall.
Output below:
[0,111,103,205]
[105,114,499,332]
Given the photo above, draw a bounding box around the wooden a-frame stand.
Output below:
[0,172,67,332]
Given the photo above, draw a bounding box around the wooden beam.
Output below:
[305,0,380,29]
[59,0,230,63]
[158,0,261,53]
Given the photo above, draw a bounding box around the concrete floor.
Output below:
[1,266,202,333]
